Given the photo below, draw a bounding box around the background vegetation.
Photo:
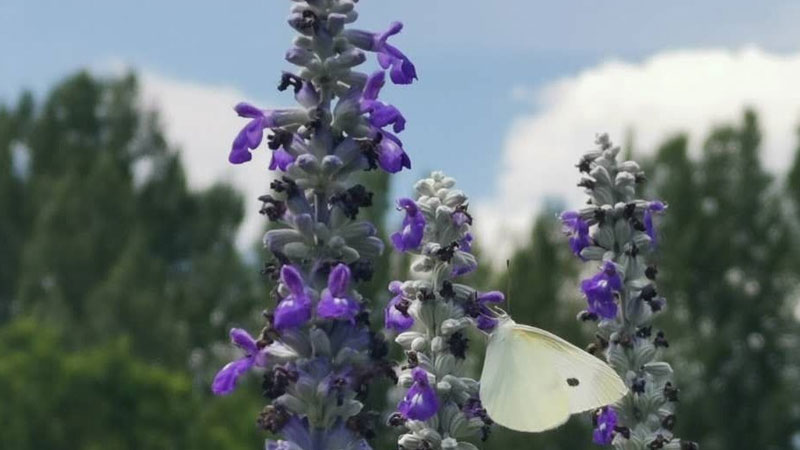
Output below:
[1,72,798,449]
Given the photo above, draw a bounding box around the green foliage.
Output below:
[646,111,800,450]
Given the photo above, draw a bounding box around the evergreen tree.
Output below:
[648,111,799,450]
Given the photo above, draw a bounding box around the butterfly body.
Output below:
[479,318,628,433]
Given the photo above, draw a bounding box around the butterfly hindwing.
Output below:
[511,323,628,414]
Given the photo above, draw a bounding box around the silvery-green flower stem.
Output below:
[389,172,493,450]
[569,135,697,450]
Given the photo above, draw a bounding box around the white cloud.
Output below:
[477,46,800,264]
[137,72,274,251]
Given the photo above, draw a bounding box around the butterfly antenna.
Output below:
[506,259,511,315]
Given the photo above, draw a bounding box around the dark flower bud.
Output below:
[636,326,652,339]
[645,265,658,280]
[663,382,680,402]
[439,280,455,298]
[614,426,631,439]
[661,414,676,431]
[350,259,374,282]
[576,158,592,173]
[387,412,406,427]
[623,202,637,219]
[267,129,294,150]
[640,285,657,301]
[579,310,599,322]
[347,411,379,440]
[654,331,669,348]
[631,378,646,394]
[402,351,419,369]
[647,434,669,449]
[435,241,459,262]
[257,404,289,433]
[447,332,469,359]
[681,441,699,450]
[277,72,303,94]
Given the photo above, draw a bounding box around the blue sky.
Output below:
[3,1,800,256]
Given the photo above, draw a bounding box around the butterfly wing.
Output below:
[480,319,571,432]
[511,323,628,414]
[480,320,628,433]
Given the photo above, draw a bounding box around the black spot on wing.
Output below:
[566,377,580,387]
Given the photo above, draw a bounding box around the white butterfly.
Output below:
[479,315,628,433]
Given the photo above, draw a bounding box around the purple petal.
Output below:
[274,295,312,330]
[229,328,258,354]
[363,71,386,101]
[327,264,351,297]
[212,357,254,395]
[377,133,409,173]
[477,291,505,305]
[229,130,253,164]
[376,21,403,48]
[296,82,320,108]
[280,265,306,296]
[317,291,360,322]
[592,407,618,445]
[245,118,265,149]
[235,102,264,119]
[398,368,439,421]
[269,148,296,171]
[385,295,413,331]
[476,314,498,331]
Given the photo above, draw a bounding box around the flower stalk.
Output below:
[561,135,698,450]
[212,1,417,449]
[386,172,499,450]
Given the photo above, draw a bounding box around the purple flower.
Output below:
[592,407,618,445]
[375,131,411,173]
[560,210,591,258]
[345,22,417,85]
[458,233,474,252]
[391,198,425,252]
[212,328,266,395]
[580,262,623,319]
[270,148,296,171]
[385,281,414,331]
[361,71,406,133]
[229,102,276,164]
[398,368,439,420]
[468,291,505,331]
[317,264,361,322]
[644,201,666,247]
[274,265,313,330]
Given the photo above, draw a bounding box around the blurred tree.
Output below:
[647,110,799,450]
[0,72,267,449]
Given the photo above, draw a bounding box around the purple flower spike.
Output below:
[593,407,618,445]
[274,265,312,330]
[644,201,666,247]
[212,328,265,395]
[580,262,623,319]
[317,264,361,322]
[560,211,591,259]
[229,102,276,165]
[398,368,439,420]
[391,198,425,252]
[458,233,474,252]
[385,281,414,331]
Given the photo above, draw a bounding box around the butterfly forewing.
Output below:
[480,320,571,432]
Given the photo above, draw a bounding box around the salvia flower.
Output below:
[593,407,618,445]
[391,197,425,252]
[560,210,591,258]
[216,1,418,447]
[644,201,666,247]
[344,22,417,85]
[274,265,312,330]
[212,328,266,395]
[562,135,696,448]
[580,262,622,320]
[385,281,414,331]
[317,264,360,322]
[397,368,439,421]
[387,172,499,448]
